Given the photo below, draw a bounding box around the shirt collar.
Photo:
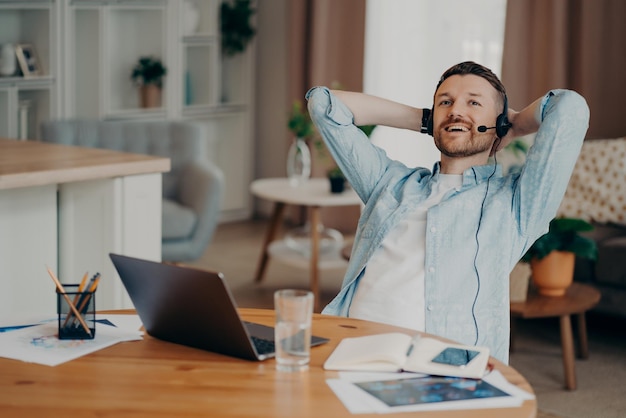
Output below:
[431,161,503,186]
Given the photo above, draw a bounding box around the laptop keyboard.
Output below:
[250,336,275,355]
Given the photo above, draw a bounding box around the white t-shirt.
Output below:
[349,174,463,330]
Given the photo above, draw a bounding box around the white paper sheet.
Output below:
[0,315,143,366]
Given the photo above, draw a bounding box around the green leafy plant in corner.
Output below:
[220,0,256,57]
[521,217,598,262]
[131,56,167,88]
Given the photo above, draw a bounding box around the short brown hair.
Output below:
[435,61,506,108]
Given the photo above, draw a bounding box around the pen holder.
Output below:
[57,284,96,340]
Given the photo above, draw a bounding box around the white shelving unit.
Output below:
[0,0,255,220]
[65,0,169,120]
[173,0,255,221]
[0,0,60,140]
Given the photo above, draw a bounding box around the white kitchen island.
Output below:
[0,138,170,321]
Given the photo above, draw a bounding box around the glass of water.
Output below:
[274,289,314,372]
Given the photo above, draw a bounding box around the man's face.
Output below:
[432,74,501,158]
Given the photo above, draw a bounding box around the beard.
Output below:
[433,124,494,158]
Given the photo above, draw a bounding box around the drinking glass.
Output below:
[274,289,314,372]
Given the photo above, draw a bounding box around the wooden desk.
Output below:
[250,178,361,310]
[0,309,536,417]
[510,282,601,390]
[0,138,170,319]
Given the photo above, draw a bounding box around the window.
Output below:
[364,0,507,167]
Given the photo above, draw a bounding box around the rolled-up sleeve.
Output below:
[516,89,590,247]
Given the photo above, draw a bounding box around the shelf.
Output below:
[268,240,348,271]
[0,75,54,87]
[104,107,167,120]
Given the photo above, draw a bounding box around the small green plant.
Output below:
[287,100,315,140]
[327,165,344,179]
[521,217,598,262]
[220,0,256,57]
[131,56,167,88]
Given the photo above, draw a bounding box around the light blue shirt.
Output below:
[306,86,589,363]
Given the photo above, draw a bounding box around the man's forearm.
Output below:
[507,96,543,138]
[331,90,423,131]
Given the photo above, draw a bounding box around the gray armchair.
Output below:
[40,119,224,262]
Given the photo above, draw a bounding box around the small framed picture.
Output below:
[15,44,42,77]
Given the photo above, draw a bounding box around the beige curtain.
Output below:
[287,0,366,232]
[502,0,626,139]
[289,0,366,108]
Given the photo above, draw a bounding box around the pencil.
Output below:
[72,273,100,327]
[46,266,92,337]
[62,272,89,328]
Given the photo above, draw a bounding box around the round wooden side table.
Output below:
[250,178,361,311]
[510,282,601,390]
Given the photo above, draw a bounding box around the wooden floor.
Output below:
[187,219,349,310]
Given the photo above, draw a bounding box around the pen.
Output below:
[46,266,92,337]
[406,334,421,357]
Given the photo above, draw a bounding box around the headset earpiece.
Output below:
[495,96,511,138]
[427,106,434,136]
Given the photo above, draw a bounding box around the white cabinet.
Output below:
[0,0,59,139]
[173,0,255,221]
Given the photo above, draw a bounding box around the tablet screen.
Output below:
[430,347,480,367]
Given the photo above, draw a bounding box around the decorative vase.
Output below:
[0,43,16,76]
[17,100,32,140]
[140,84,161,108]
[286,137,311,187]
[182,0,200,36]
[530,251,575,296]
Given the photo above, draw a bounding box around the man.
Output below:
[306,61,589,363]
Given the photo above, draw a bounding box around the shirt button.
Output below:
[430,226,436,233]
[427,305,434,311]
[428,267,435,273]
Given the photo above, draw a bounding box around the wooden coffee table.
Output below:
[510,282,601,390]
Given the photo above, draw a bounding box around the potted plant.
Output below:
[131,56,167,108]
[327,165,346,194]
[521,217,598,296]
[220,0,256,57]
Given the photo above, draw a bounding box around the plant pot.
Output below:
[530,250,575,297]
[329,177,345,194]
[140,84,161,108]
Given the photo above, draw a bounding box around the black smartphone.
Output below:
[430,347,480,367]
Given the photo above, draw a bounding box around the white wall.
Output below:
[363,0,507,168]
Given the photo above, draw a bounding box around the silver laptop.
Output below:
[109,253,329,361]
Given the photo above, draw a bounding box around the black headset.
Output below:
[426,95,511,139]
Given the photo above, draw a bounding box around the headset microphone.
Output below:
[477,125,495,133]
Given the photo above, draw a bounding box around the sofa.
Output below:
[40,119,224,263]
[557,137,626,318]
